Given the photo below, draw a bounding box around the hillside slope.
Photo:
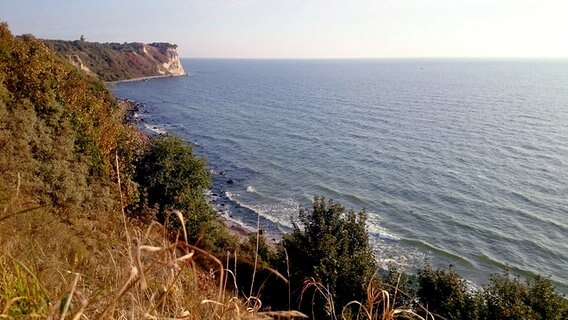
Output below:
[0,23,251,319]
[44,39,185,81]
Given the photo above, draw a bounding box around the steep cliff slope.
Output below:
[44,40,185,81]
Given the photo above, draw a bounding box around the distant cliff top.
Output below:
[43,39,185,82]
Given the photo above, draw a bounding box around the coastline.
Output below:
[107,72,188,84]
[119,97,265,245]
[218,215,254,241]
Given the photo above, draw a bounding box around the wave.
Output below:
[401,239,474,267]
[225,191,297,230]
[143,123,167,135]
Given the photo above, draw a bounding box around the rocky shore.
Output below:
[119,97,261,244]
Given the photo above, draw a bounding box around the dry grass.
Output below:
[0,173,307,320]
[300,265,436,320]
[0,212,308,319]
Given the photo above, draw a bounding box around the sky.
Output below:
[2,0,568,58]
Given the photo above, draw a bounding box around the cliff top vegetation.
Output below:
[43,38,183,81]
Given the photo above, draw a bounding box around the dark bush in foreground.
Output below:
[281,196,376,318]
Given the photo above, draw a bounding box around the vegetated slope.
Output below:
[0,23,281,319]
[0,21,140,316]
[43,39,185,81]
[0,25,140,215]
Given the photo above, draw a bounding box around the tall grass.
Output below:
[301,271,435,320]
[0,176,307,319]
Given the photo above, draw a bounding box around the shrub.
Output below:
[377,267,419,309]
[482,272,568,320]
[136,135,209,211]
[525,275,568,320]
[417,266,479,320]
[135,134,214,241]
[241,233,276,265]
[281,196,376,318]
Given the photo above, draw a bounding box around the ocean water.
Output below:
[113,59,568,292]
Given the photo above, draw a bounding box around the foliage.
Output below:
[416,266,479,320]
[481,272,568,320]
[281,196,377,318]
[377,268,419,309]
[0,255,49,317]
[411,266,568,320]
[525,275,568,320]
[0,22,139,215]
[135,134,215,242]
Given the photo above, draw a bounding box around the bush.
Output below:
[136,135,209,211]
[135,134,214,241]
[417,266,479,320]
[525,275,568,320]
[413,267,568,320]
[281,196,376,318]
[482,272,568,320]
[241,233,276,265]
[377,267,419,309]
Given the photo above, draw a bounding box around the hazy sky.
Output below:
[2,0,567,58]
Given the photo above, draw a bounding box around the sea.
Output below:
[113,58,568,293]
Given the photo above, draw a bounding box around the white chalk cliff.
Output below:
[141,43,185,76]
[44,39,186,81]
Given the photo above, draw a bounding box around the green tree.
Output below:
[135,134,214,239]
[281,196,376,318]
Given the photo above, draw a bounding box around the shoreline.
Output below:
[218,215,254,241]
[107,73,188,84]
[119,97,273,246]
[218,215,279,249]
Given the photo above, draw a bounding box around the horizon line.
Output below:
[180,56,568,60]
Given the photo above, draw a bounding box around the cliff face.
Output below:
[43,40,186,82]
[144,42,185,76]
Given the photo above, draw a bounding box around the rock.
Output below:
[226,179,234,184]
